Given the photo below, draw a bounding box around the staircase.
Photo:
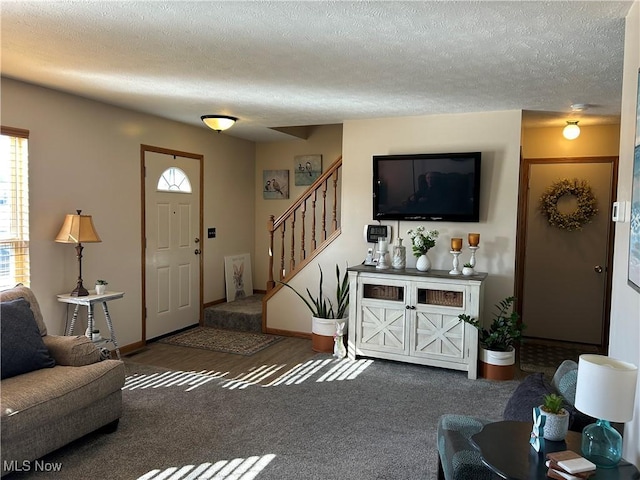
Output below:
[262,156,343,331]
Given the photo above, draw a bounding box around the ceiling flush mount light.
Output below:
[201,115,238,132]
[563,121,580,140]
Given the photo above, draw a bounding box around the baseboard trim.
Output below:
[265,327,311,339]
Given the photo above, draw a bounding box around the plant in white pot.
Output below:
[280,264,349,353]
[95,279,108,295]
[458,296,525,380]
[540,393,570,441]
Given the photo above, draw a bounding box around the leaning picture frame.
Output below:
[224,253,253,302]
[628,68,640,293]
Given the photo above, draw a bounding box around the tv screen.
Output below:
[373,152,481,222]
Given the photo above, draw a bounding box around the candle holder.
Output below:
[449,250,462,275]
[469,245,479,272]
[468,233,480,247]
[376,239,390,270]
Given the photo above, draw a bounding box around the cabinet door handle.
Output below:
[405,305,416,310]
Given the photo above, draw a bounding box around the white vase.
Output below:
[95,284,106,295]
[416,253,431,272]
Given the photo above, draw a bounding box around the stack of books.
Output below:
[546,451,597,479]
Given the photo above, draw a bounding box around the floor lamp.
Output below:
[55,210,101,296]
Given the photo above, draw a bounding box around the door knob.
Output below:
[194,249,201,255]
[194,237,200,243]
[594,265,603,273]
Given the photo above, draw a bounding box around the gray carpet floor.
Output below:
[6,356,520,480]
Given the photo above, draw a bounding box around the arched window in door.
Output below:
[157,167,192,193]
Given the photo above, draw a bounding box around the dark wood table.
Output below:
[471,421,640,480]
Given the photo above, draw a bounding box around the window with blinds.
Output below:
[0,127,30,289]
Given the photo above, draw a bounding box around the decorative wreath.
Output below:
[538,178,598,231]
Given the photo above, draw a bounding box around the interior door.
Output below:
[519,158,616,345]
[144,149,202,340]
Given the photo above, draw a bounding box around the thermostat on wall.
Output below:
[364,224,390,243]
[612,201,628,222]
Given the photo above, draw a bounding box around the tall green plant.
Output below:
[280,264,349,319]
[458,296,525,352]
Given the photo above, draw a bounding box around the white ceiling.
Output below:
[1,1,633,142]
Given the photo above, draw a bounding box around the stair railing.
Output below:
[266,156,342,291]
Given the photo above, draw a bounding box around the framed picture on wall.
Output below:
[629,68,640,293]
[294,154,322,185]
[263,170,289,199]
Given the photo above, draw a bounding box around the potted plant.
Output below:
[406,226,439,272]
[95,279,108,295]
[462,263,474,276]
[458,296,525,380]
[540,393,570,441]
[280,264,349,353]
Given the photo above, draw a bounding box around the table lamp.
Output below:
[574,354,638,468]
[55,210,101,296]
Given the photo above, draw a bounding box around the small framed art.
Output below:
[224,253,253,302]
[263,170,289,199]
[294,154,322,186]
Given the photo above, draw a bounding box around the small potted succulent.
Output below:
[95,279,108,295]
[462,263,474,275]
[540,393,570,441]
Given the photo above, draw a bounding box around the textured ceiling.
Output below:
[0,1,633,142]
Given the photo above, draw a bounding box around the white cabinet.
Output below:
[347,266,487,379]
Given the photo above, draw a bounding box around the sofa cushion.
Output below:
[0,284,47,335]
[0,360,125,438]
[503,372,554,422]
[43,335,101,366]
[551,360,578,405]
[1,297,55,379]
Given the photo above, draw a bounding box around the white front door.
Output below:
[144,150,201,340]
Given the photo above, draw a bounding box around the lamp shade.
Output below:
[563,121,580,140]
[55,211,101,244]
[201,115,237,132]
[575,354,638,423]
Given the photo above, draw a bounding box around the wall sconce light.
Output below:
[563,121,580,140]
[201,115,238,132]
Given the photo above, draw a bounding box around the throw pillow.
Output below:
[503,372,554,422]
[1,297,55,379]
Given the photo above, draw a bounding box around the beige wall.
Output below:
[611,0,640,465]
[266,110,524,332]
[1,77,255,348]
[522,124,620,158]
[254,125,343,290]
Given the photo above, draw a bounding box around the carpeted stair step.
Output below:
[204,294,263,332]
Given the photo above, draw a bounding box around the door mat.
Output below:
[159,327,283,356]
[520,342,599,376]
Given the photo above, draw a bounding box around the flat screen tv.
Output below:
[373,152,481,222]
